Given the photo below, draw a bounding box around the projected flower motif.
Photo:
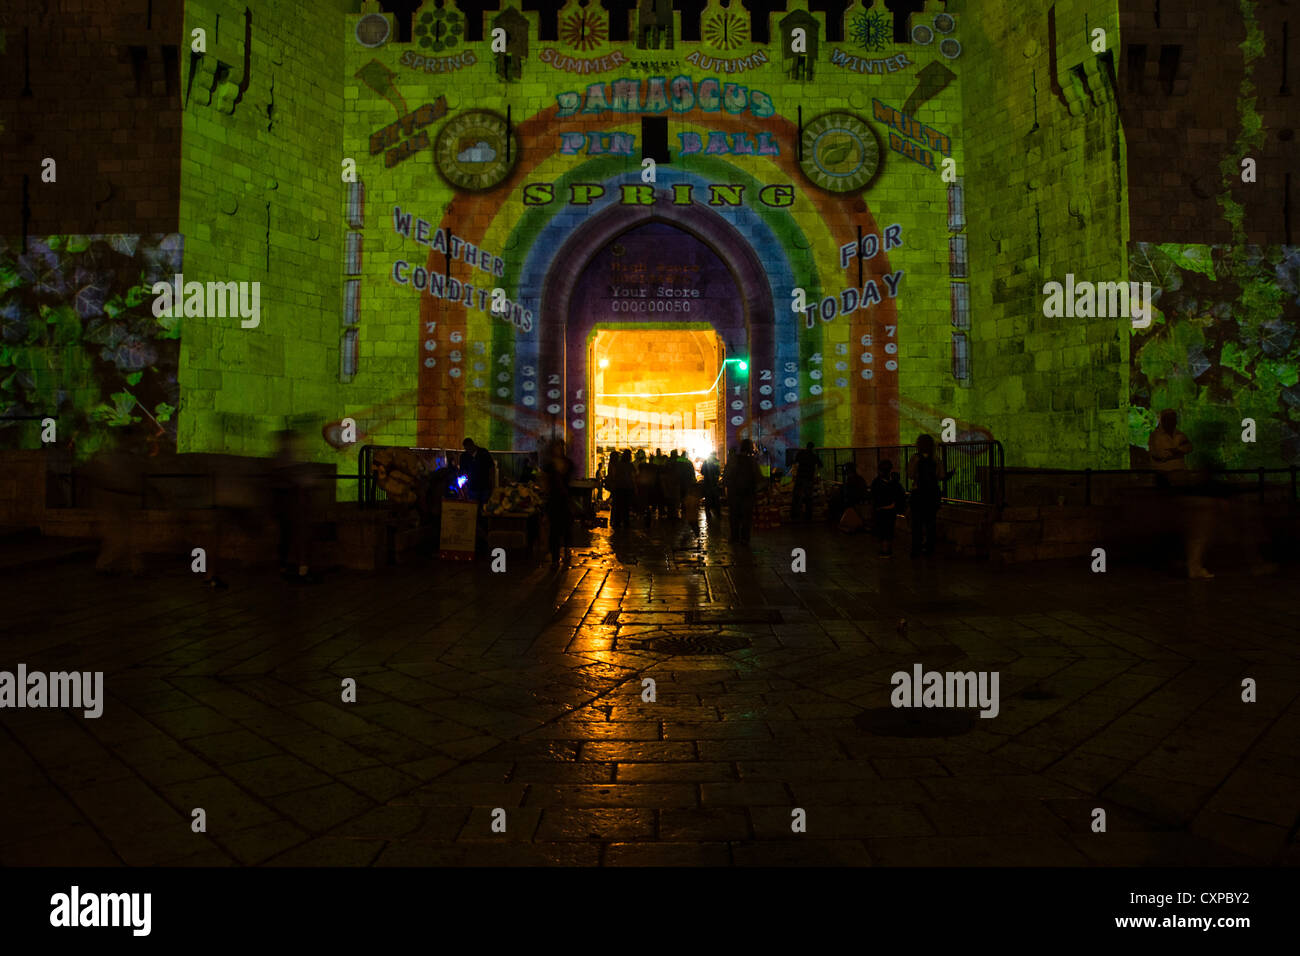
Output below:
[703,12,748,51]
[850,12,892,52]
[415,7,463,52]
[560,12,606,51]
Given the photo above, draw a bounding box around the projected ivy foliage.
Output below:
[1129,243,1300,467]
[0,234,183,459]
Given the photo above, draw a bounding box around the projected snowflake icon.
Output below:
[415,6,463,52]
[850,11,892,52]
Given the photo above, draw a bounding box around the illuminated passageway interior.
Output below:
[590,328,725,473]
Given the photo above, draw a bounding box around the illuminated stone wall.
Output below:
[176,0,352,458]
[342,0,967,474]
[5,0,1295,476]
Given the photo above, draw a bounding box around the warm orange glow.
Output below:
[591,328,724,466]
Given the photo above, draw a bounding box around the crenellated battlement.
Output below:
[353,0,954,64]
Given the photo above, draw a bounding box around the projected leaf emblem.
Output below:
[820,137,858,167]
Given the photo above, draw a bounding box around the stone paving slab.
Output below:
[1,514,1298,865]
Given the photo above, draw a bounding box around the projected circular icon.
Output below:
[435,111,517,191]
[355,13,391,47]
[799,113,881,194]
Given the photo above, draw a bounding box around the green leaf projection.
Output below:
[1129,243,1300,467]
[0,234,183,459]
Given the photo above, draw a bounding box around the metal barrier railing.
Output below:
[45,469,362,510]
[791,441,1007,509]
[1008,466,1300,507]
[356,445,539,508]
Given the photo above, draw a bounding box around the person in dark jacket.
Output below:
[610,450,635,530]
[906,434,953,557]
[724,439,762,545]
[459,438,494,503]
[792,441,821,522]
[541,438,576,565]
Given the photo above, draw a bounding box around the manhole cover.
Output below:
[853,706,977,738]
[634,634,753,655]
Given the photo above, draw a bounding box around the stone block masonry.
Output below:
[177,0,353,461]
[955,0,1129,469]
[0,0,186,236]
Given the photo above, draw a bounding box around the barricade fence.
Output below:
[790,441,1006,508]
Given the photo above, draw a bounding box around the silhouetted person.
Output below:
[635,449,656,526]
[541,438,576,565]
[519,455,537,485]
[460,438,494,503]
[662,450,682,520]
[610,450,635,530]
[869,460,907,556]
[792,441,821,521]
[678,450,700,533]
[907,434,952,557]
[700,452,721,522]
[724,439,762,545]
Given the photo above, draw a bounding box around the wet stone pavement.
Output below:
[2,509,1299,867]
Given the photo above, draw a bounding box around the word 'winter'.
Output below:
[1042,274,1153,327]
[50,886,151,936]
[891,664,1000,718]
[0,665,103,718]
[152,275,260,328]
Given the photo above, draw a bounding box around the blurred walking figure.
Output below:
[1148,409,1215,579]
[792,441,821,521]
[700,452,722,523]
[202,454,271,589]
[836,461,870,534]
[85,433,147,576]
[907,434,953,557]
[541,438,576,565]
[272,428,318,584]
[724,439,762,545]
[869,460,907,556]
[1148,409,1193,476]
